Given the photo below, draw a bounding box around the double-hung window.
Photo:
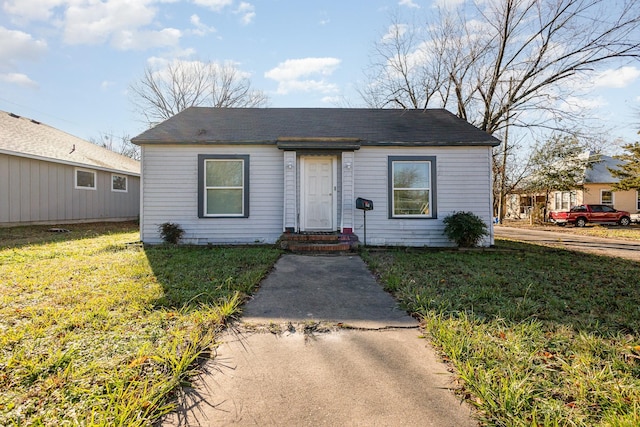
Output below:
[554,191,576,210]
[388,156,437,218]
[198,155,249,218]
[601,190,613,206]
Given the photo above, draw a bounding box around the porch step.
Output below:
[278,232,359,253]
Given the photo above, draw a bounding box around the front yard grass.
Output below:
[3,222,640,426]
[0,222,281,426]
[362,242,640,426]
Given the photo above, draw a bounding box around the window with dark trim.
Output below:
[198,155,250,218]
[388,156,437,218]
[75,168,96,190]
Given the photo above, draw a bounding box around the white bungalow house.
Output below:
[131,108,500,247]
[0,111,140,226]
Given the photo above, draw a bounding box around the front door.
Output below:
[301,157,335,231]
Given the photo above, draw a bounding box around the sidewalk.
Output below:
[163,254,478,426]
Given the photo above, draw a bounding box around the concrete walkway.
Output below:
[163,254,478,427]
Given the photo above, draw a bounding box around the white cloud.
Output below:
[101,80,115,91]
[265,57,341,95]
[112,28,182,50]
[593,66,640,88]
[382,24,408,42]
[274,79,339,95]
[192,0,233,12]
[0,72,38,88]
[399,0,420,8]
[235,2,255,25]
[559,95,607,114]
[432,0,465,8]
[189,14,216,36]
[0,27,47,66]
[2,0,65,23]
[59,1,183,50]
[265,58,340,81]
[321,95,342,104]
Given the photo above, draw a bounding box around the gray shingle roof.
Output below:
[0,111,140,175]
[585,155,623,184]
[131,107,500,147]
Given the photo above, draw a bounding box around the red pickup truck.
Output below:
[549,204,631,227]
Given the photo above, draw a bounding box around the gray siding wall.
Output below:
[140,144,284,244]
[0,153,140,225]
[352,146,494,247]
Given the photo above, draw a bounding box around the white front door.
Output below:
[301,157,336,231]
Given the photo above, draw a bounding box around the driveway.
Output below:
[163,254,478,427]
[495,225,640,261]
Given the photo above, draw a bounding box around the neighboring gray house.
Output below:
[0,111,140,226]
[132,108,500,247]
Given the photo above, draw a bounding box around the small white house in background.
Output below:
[131,107,500,247]
[0,111,140,226]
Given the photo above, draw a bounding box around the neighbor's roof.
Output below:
[131,107,500,147]
[585,154,623,184]
[0,111,140,175]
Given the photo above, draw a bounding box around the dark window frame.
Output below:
[388,156,437,219]
[198,154,250,218]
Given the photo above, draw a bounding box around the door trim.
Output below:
[299,156,337,231]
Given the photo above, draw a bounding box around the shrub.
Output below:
[443,211,489,247]
[159,222,184,244]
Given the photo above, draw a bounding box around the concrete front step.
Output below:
[287,242,353,252]
[278,232,359,253]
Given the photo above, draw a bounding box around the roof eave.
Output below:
[0,148,141,176]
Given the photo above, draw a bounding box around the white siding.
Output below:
[140,145,284,244]
[353,146,494,247]
[341,152,355,231]
[283,151,297,231]
[0,153,140,225]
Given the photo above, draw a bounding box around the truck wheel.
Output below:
[619,217,631,226]
[576,217,587,227]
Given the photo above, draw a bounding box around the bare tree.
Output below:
[90,132,140,161]
[364,1,640,134]
[362,0,640,216]
[130,60,269,127]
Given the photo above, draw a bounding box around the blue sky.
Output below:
[1,0,639,147]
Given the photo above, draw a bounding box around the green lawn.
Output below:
[0,222,281,426]
[362,242,640,426]
[2,223,639,426]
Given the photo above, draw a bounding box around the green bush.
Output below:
[158,222,184,244]
[443,211,488,247]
